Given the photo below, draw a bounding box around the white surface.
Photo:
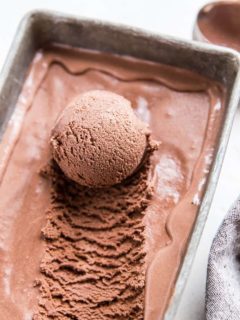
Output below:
[0,1,240,319]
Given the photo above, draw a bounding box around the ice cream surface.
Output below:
[51,90,150,187]
[0,45,225,320]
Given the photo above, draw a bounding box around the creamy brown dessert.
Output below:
[197,1,240,51]
[0,46,224,319]
[51,90,153,188]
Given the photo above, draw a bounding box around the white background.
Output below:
[1,1,240,319]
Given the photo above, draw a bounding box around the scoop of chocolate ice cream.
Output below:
[50,90,150,187]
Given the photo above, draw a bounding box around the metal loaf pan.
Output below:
[0,10,240,320]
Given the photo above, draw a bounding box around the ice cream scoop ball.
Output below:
[50,90,150,188]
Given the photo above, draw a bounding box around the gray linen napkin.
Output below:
[206,197,240,320]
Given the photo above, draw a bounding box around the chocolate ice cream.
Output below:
[197,1,240,51]
[0,46,225,320]
[51,90,150,187]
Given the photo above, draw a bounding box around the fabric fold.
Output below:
[206,196,240,320]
